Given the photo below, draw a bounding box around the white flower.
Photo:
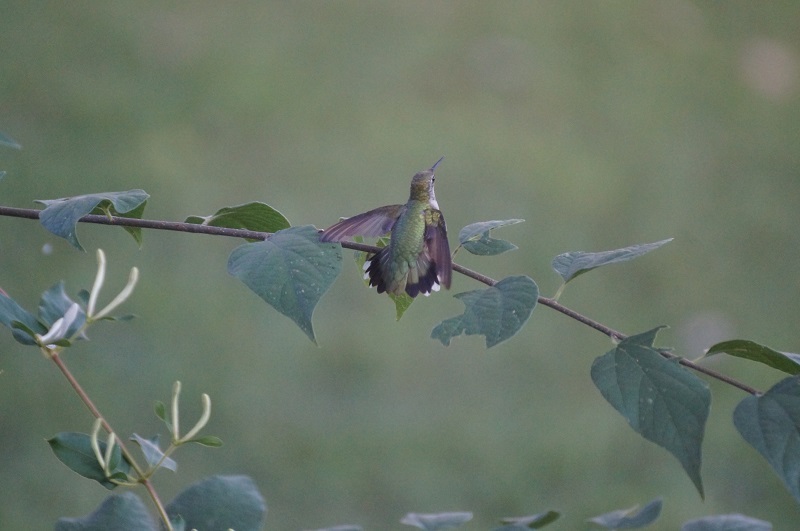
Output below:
[36,303,81,346]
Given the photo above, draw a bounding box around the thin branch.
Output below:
[2,205,760,394]
[0,206,269,240]
[537,297,761,395]
[50,353,173,530]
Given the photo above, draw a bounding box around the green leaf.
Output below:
[165,475,267,531]
[38,281,86,338]
[462,233,518,255]
[97,313,136,322]
[590,328,709,497]
[354,236,413,320]
[185,202,290,240]
[311,527,363,531]
[400,512,473,530]
[186,435,223,447]
[0,131,22,150]
[35,190,149,251]
[733,375,800,503]
[587,498,662,529]
[705,339,800,375]
[388,290,414,319]
[77,289,90,306]
[680,514,772,531]
[227,225,342,343]
[495,510,561,529]
[552,238,673,283]
[154,401,172,432]
[55,492,156,531]
[431,276,538,348]
[0,290,46,345]
[10,320,43,345]
[459,219,524,243]
[130,433,176,472]
[48,432,131,490]
[459,219,524,256]
[114,199,147,247]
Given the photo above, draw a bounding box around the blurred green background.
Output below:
[2,2,799,529]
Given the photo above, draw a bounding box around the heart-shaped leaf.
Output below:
[591,328,709,497]
[552,238,673,283]
[55,492,156,531]
[432,275,538,348]
[228,225,342,343]
[35,190,149,251]
[165,475,266,531]
[734,375,800,503]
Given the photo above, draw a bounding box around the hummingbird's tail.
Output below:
[364,247,441,298]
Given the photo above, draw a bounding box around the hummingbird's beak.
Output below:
[430,156,445,172]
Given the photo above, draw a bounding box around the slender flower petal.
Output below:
[36,303,81,345]
[92,267,139,320]
[103,432,117,473]
[172,381,182,440]
[37,317,65,345]
[90,418,104,468]
[87,249,107,317]
[180,394,211,443]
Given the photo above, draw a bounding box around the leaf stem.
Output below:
[1,205,760,395]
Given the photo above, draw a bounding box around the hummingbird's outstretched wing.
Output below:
[425,209,452,289]
[320,205,406,242]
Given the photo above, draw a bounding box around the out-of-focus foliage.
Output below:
[1,2,799,529]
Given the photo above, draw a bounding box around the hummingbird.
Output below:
[320,157,452,298]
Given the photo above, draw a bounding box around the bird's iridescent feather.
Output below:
[425,211,451,289]
[319,205,405,242]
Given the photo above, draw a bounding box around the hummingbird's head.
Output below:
[409,170,435,203]
[409,157,443,206]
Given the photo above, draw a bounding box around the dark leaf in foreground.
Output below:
[591,329,708,497]
[228,225,342,343]
[55,492,156,531]
[431,275,537,348]
[165,475,266,531]
[734,375,800,504]
[35,190,149,251]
